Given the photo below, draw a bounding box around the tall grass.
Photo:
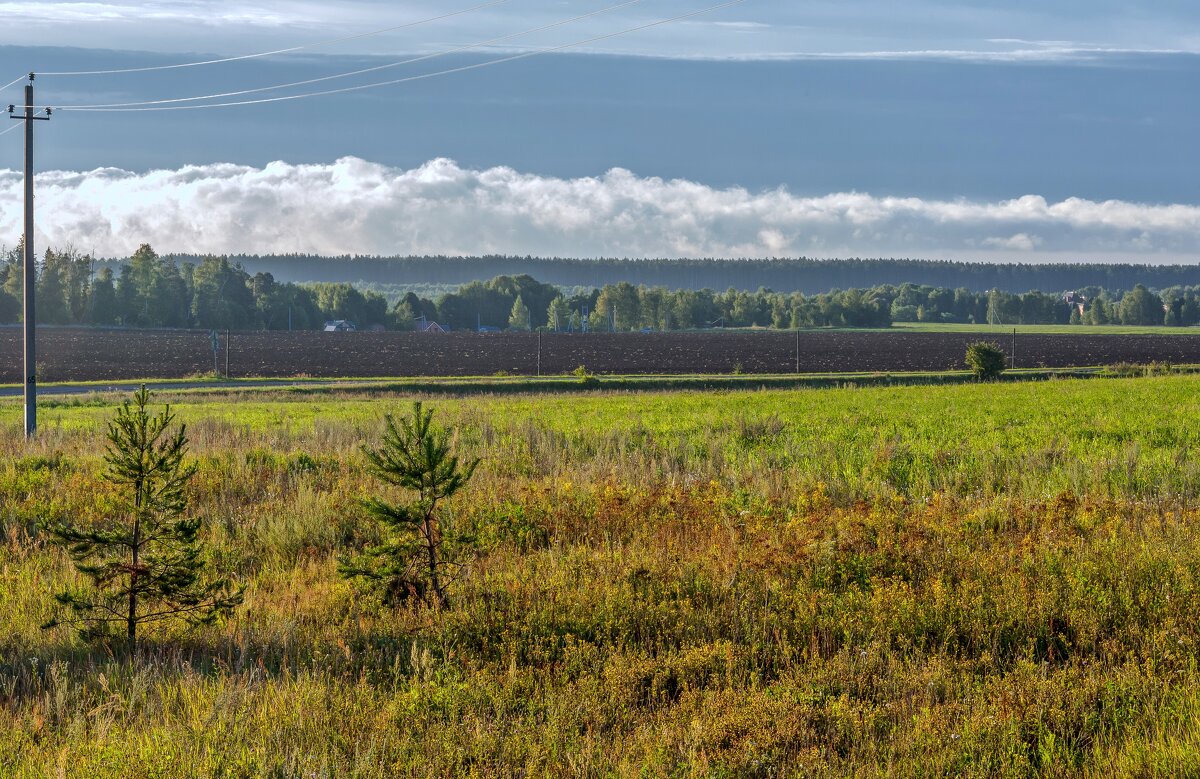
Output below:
[2,376,1200,776]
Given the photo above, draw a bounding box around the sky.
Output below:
[3,1,1199,61]
[0,1,1198,262]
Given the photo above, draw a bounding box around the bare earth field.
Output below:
[3,328,1200,381]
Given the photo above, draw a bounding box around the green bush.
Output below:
[572,364,600,387]
[965,341,1007,380]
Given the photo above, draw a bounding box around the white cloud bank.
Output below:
[1,157,1198,261]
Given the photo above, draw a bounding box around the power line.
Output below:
[34,0,511,76]
[1,75,27,91]
[50,0,747,113]
[41,0,645,110]
[0,109,47,137]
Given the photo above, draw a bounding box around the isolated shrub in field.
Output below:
[965,341,1007,380]
[44,386,242,650]
[340,401,479,608]
[1105,361,1173,378]
[573,364,599,387]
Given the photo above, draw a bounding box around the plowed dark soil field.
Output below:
[3,328,1200,382]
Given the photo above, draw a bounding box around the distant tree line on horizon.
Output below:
[435,277,1200,331]
[0,243,394,331]
[168,252,1200,295]
[3,243,1198,332]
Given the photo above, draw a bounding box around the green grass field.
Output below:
[890,321,1200,335]
[5,362,1195,401]
[3,376,1200,776]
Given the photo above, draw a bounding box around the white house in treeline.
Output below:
[323,320,357,332]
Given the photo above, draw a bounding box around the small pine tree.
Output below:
[340,402,479,609]
[44,387,242,650]
[965,341,1007,380]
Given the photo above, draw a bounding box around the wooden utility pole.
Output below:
[9,74,50,438]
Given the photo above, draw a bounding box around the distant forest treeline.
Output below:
[5,243,1200,332]
[0,243,392,332]
[433,277,1200,331]
[162,254,1200,295]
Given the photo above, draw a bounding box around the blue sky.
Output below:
[3,1,1199,60]
[1,1,1198,261]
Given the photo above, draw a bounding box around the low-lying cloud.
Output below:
[1,157,1197,261]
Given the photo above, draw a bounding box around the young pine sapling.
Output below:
[340,401,479,609]
[44,387,242,651]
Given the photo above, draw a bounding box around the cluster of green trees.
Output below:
[5,242,1198,331]
[0,243,394,330]
[1072,286,1200,327]
[432,278,1200,331]
[903,284,1200,327]
[203,253,1200,295]
[428,277,894,331]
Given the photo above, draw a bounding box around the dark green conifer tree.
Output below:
[36,249,69,324]
[89,267,119,325]
[340,402,478,609]
[44,387,242,650]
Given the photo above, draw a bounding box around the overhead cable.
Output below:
[35,0,510,76]
[44,0,644,110]
[0,109,48,137]
[52,0,747,112]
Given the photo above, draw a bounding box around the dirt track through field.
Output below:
[3,328,1200,382]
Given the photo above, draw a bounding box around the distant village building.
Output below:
[1063,292,1087,317]
[417,321,446,333]
[323,320,357,332]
